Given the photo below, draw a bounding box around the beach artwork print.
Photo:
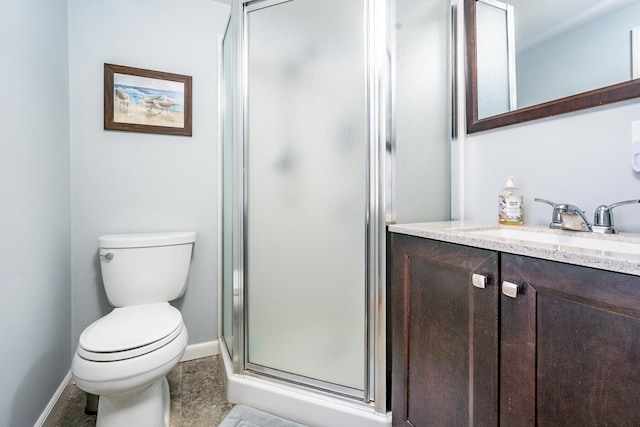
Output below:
[104,64,192,136]
[114,73,184,128]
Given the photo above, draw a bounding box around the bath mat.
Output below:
[219,405,306,427]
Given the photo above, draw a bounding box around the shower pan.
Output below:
[219,0,452,425]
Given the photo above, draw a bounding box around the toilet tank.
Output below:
[98,232,196,307]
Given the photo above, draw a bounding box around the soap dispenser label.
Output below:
[499,195,523,223]
[505,196,522,217]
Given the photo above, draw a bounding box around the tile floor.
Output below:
[49,355,235,427]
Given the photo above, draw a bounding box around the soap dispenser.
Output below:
[498,176,523,225]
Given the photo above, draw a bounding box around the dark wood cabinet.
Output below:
[501,253,640,427]
[391,234,640,427]
[391,234,499,427]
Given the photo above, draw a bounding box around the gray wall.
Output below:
[68,0,230,348]
[464,100,640,233]
[517,3,640,108]
[0,1,71,425]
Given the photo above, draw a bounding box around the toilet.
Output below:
[72,231,196,427]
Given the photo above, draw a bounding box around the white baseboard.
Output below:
[36,370,73,427]
[180,339,220,362]
[37,340,219,426]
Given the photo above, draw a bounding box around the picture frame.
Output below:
[104,63,192,136]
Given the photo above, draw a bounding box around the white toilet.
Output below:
[72,231,196,427]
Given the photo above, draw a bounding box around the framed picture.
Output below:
[104,63,192,136]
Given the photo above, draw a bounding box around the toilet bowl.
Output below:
[72,232,195,427]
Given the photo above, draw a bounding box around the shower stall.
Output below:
[219,0,453,424]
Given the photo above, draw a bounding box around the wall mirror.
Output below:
[465,0,640,133]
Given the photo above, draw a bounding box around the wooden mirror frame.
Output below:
[465,0,640,133]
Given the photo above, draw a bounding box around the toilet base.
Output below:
[96,376,170,427]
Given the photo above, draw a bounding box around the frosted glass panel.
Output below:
[395,0,451,223]
[221,21,234,356]
[476,0,515,118]
[246,0,366,391]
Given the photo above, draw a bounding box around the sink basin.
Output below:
[469,228,640,255]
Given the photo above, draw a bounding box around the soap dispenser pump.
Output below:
[498,176,523,225]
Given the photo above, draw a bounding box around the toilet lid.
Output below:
[78,302,183,361]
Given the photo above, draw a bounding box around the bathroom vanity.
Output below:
[389,222,640,426]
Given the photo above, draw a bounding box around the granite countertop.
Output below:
[389,221,640,277]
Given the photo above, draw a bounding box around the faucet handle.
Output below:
[534,198,591,231]
[593,199,640,234]
[534,198,563,229]
[534,198,557,208]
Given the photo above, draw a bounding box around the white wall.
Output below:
[464,100,640,233]
[0,1,71,425]
[68,0,230,347]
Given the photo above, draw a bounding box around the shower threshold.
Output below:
[219,347,391,427]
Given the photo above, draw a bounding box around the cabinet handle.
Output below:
[472,273,487,289]
[502,281,519,298]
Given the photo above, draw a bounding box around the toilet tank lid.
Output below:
[98,232,196,248]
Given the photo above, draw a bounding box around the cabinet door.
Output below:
[391,235,499,427]
[501,254,640,426]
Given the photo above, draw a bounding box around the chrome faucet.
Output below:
[534,198,592,232]
[592,199,640,234]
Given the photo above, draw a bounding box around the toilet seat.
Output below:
[78,302,183,362]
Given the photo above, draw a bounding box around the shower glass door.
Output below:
[245,0,367,395]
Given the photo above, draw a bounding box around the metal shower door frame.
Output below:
[225,0,393,414]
